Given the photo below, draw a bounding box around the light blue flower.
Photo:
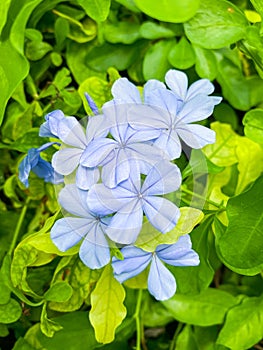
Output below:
[87,160,181,244]
[80,103,164,188]
[51,114,108,190]
[112,234,200,300]
[18,142,63,188]
[50,184,110,269]
[39,110,65,138]
[107,70,222,159]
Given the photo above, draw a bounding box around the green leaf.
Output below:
[194,45,218,80]
[184,0,248,49]
[0,298,22,324]
[213,102,238,130]
[0,323,9,337]
[176,325,199,350]
[168,37,196,70]
[76,0,110,22]
[104,21,141,44]
[90,264,127,344]
[49,256,100,312]
[162,288,237,326]
[134,0,200,23]
[44,282,73,302]
[12,337,35,350]
[170,218,215,295]
[203,122,238,167]
[142,297,174,327]
[243,108,263,144]
[194,325,219,350]
[235,136,263,194]
[40,303,63,338]
[135,207,204,252]
[139,21,175,40]
[87,41,145,72]
[26,41,53,61]
[0,0,42,126]
[25,312,97,350]
[0,0,12,35]
[217,296,263,350]
[143,39,175,81]
[217,176,263,275]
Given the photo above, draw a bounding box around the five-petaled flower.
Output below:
[112,235,200,300]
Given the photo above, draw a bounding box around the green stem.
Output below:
[134,289,143,350]
[8,198,30,254]
[181,187,226,210]
[169,323,184,350]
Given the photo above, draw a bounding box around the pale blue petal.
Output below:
[50,217,91,251]
[110,123,131,144]
[127,143,165,168]
[141,160,181,195]
[148,255,176,300]
[106,201,143,244]
[112,246,152,283]
[128,104,170,130]
[152,130,181,160]
[156,235,200,266]
[57,117,87,148]
[143,79,166,103]
[186,79,215,100]
[143,196,180,233]
[101,149,130,188]
[39,110,64,137]
[178,95,222,123]
[52,148,83,175]
[146,88,178,117]
[58,184,90,217]
[111,78,141,103]
[165,69,188,101]
[177,124,216,149]
[79,223,110,269]
[80,138,117,167]
[18,149,39,187]
[127,128,161,143]
[86,114,109,141]
[32,158,54,181]
[87,184,134,215]
[39,122,54,138]
[76,165,100,190]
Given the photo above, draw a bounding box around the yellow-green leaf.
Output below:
[135,207,204,252]
[203,122,238,167]
[89,264,126,344]
[235,136,263,194]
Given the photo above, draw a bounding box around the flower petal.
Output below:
[143,79,166,103]
[112,246,152,283]
[165,69,188,101]
[87,183,134,215]
[156,235,200,266]
[50,217,90,251]
[145,88,178,117]
[76,165,100,190]
[148,255,176,300]
[152,130,182,160]
[128,104,170,130]
[178,95,222,123]
[177,123,216,149]
[106,201,143,244]
[80,138,117,167]
[86,114,109,141]
[141,160,181,195]
[186,79,215,100]
[58,184,90,217]
[111,78,141,103]
[57,117,87,148]
[79,223,110,269]
[52,148,83,175]
[143,196,180,233]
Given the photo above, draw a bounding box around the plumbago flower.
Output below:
[51,184,110,269]
[87,161,181,244]
[108,69,222,159]
[112,235,200,300]
[51,111,108,190]
[18,142,63,187]
[80,103,164,188]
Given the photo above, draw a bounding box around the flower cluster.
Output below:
[19,70,221,300]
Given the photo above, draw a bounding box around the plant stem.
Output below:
[181,187,226,210]
[8,198,30,254]
[134,289,143,350]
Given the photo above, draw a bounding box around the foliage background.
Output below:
[0,0,263,349]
